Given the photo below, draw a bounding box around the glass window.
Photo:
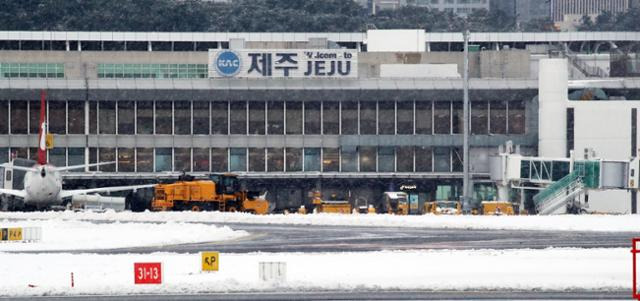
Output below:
[136,101,153,134]
[434,147,451,172]
[229,148,246,171]
[452,102,463,134]
[155,102,172,135]
[304,148,321,171]
[341,148,358,172]
[378,101,395,135]
[117,101,134,135]
[471,102,488,135]
[99,101,116,134]
[68,148,85,167]
[359,146,376,172]
[359,102,376,135]
[286,102,302,135]
[155,148,172,172]
[434,102,451,134]
[98,148,116,172]
[174,101,191,135]
[230,102,247,135]
[211,101,228,135]
[174,148,191,172]
[49,101,66,134]
[452,147,463,172]
[88,147,97,171]
[193,148,210,172]
[267,101,284,135]
[415,147,432,172]
[249,148,265,172]
[397,101,413,135]
[0,148,6,164]
[322,148,339,172]
[211,148,228,172]
[304,102,321,135]
[10,148,28,161]
[49,148,66,167]
[117,148,135,172]
[29,147,38,161]
[67,101,84,134]
[341,101,358,135]
[508,101,526,134]
[89,102,97,134]
[249,101,265,135]
[378,147,395,172]
[0,101,7,134]
[397,146,414,172]
[286,148,302,171]
[490,101,507,134]
[416,101,432,135]
[322,102,339,135]
[10,101,27,134]
[193,102,210,135]
[29,100,41,134]
[267,148,284,172]
[136,148,153,172]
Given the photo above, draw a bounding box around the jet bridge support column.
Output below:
[538,59,568,158]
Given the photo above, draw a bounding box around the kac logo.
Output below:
[215,51,241,77]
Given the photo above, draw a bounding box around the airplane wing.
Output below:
[0,188,26,199]
[58,184,155,199]
[56,161,116,172]
[0,164,38,172]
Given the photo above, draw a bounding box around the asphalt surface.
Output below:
[9,222,639,254]
[3,218,638,300]
[2,290,631,300]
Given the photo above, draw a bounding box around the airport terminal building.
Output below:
[0,30,639,212]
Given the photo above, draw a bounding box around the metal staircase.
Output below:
[533,171,585,215]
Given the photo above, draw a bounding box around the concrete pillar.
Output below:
[538,58,568,158]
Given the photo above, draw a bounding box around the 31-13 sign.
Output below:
[134,262,162,284]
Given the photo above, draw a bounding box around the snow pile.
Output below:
[2,211,640,232]
[0,248,628,296]
[0,219,248,251]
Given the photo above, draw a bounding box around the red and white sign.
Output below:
[134,262,162,284]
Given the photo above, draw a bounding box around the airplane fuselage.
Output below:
[23,164,62,207]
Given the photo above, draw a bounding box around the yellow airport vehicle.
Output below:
[481,201,515,215]
[152,173,269,214]
[424,200,462,215]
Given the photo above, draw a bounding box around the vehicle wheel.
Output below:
[191,205,201,212]
[228,207,237,212]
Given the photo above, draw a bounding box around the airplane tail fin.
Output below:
[37,90,47,165]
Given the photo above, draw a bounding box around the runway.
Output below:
[2,290,630,300]
[9,221,638,254]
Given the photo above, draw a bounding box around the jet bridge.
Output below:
[490,143,637,214]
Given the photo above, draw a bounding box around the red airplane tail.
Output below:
[37,90,47,165]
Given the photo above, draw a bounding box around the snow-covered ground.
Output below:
[0,248,629,296]
[0,219,248,251]
[2,210,640,232]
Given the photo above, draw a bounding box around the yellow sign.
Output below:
[201,252,219,272]
[8,228,22,241]
[0,228,7,241]
[45,134,54,149]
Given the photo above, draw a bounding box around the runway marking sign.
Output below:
[134,262,162,284]
[201,251,219,272]
[0,228,7,241]
[8,228,22,241]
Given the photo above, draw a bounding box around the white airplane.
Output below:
[0,91,153,210]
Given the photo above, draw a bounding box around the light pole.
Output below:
[462,29,471,214]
